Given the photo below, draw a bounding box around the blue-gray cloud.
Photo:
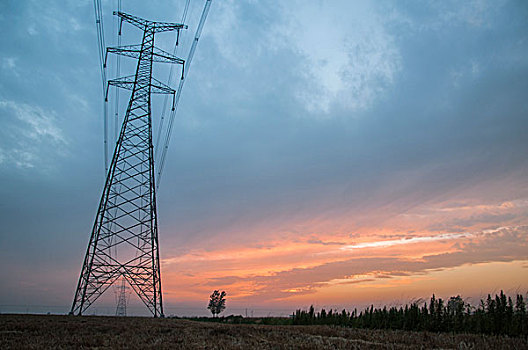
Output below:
[0,0,527,310]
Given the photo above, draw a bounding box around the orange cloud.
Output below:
[161,221,528,307]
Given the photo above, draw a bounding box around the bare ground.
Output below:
[1,314,527,349]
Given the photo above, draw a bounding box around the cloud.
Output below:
[2,57,17,70]
[1,0,528,313]
[274,0,401,113]
[169,225,526,303]
[306,239,346,246]
[434,0,503,29]
[0,100,68,170]
[204,1,402,115]
[387,0,506,32]
[235,226,528,302]
[340,232,473,251]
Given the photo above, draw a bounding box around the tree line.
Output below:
[293,291,527,336]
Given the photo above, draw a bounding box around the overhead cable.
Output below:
[155,0,191,158]
[157,0,212,188]
[93,0,109,172]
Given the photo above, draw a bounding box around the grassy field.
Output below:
[1,314,527,349]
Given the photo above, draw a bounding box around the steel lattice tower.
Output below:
[71,11,186,317]
[115,277,128,316]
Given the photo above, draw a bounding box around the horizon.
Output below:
[2,285,525,318]
[1,0,527,317]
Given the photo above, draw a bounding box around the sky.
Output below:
[0,0,527,317]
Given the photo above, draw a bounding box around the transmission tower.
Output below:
[115,277,128,316]
[70,11,186,317]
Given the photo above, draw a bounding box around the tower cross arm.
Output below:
[107,76,176,95]
[114,11,187,33]
[151,47,185,65]
[153,22,187,33]
[151,77,177,94]
[107,76,135,92]
[106,45,185,65]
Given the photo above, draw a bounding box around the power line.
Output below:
[155,0,191,159]
[114,0,122,144]
[156,0,212,188]
[93,0,110,173]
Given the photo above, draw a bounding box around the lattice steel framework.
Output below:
[71,11,186,317]
[115,277,128,316]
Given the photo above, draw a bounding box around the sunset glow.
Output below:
[159,195,528,309]
[1,0,527,317]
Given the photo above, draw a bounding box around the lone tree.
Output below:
[207,290,226,317]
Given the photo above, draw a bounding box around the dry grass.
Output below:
[1,314,527,349]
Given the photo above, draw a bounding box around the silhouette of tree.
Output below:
[292,291,527,336]
[207,290,226,318]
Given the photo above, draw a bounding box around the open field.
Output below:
[1,314,527,349]
[0,315,528,349]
